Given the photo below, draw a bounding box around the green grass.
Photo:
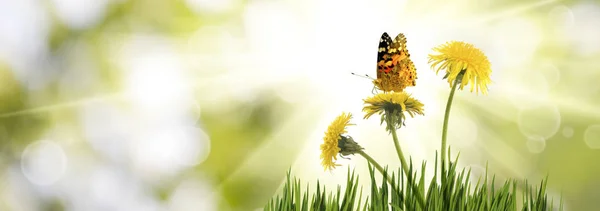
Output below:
[264,153,563,211]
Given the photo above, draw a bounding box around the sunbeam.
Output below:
[0,93,121,118]
[463,0,561,27]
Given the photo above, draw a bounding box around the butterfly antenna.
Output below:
[340,154,352,160]
[351,72,375,80]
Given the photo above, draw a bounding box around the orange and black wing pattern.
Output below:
[374,32,417,92]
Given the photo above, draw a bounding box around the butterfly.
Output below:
[353,32,417,93]
[374,32,417,92]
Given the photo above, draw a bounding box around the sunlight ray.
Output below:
[0,68,262,120]
[477,128,532,179]
[462,97,520,123]
[459,0,561,27]
[0,52,257,119]
[496,86,600,118]
[208,99,329,197]
[0,93,121,118]
[462,85,600,125]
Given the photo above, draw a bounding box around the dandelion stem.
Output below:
[359,151,416,209]
[389,118,410,178]
[441,73,462,174]
[358,151,394,185]
[386,114,426,210]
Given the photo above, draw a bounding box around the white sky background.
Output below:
[1,0,600,210]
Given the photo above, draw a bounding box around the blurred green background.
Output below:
[0,0,599,210]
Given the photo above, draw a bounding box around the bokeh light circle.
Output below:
[539,62,561,87]
[491,17,542,66]
[583,124,600,149]
[526,135,546,154]
[186,0,235,14]
[562,126,574,138]
[504,69,550,109]
[21,140,67,186]
[567,3,600,55]
[548,5,575,32]
[517,104,561,139]
[50,0,109,29]
[168,179,216,211]
[130,125,210,181]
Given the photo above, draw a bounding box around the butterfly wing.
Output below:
[376,32,394,79]
[392,33,417,86]
[390,33,409,62]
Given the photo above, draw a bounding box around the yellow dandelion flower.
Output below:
[428,41,492,95]
[363,92,424,131]
[320,112,354,171]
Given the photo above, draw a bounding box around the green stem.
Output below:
[358,151,395,187]
[390,120,410,177]
[441,75,461,173]
[386,115,426,210]
[358,150,425,210]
